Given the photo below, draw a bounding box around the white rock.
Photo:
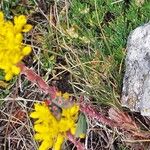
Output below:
[121,23,150,116]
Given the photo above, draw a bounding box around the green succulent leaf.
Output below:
[75,113,87,137]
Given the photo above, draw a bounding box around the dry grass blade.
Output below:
[0,99,38,150]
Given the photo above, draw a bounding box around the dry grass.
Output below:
[0,98,37,150]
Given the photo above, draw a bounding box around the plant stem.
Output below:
[67,132,85,150]
[80,102,115,127]
[18,63,57,99]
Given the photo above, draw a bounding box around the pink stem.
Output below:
[80,102,116,127]
[67,132,85,150]
[80,103,149,138]
[18,63,57,99]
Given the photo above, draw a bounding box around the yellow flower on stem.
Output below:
[56,91,71,100]
[0,12,32,81]
[30,101,80,150]
[53,134,64,150]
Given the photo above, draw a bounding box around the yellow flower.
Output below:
[62,92,71,100]
[62,104,79,120]
[30,103,57,124]
[30,102,80,150]
[22,24,32,32]
[0,11,32,81]
[30,103,59,150]
[56,91,62,97]
[53,134,64,150]
[56,91,71,100]
[0,12,4,23]
[79,133,86,138]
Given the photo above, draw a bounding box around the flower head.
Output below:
[30,102,79,150]
[56,91,71,100]
[0,12,32,81]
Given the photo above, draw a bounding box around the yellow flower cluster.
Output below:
[56,91,71,100]
[30,102,79,150]
[0,12,32,81]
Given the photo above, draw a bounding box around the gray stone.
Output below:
[121,23,150,116]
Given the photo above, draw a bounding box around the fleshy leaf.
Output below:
[75,113,87,138]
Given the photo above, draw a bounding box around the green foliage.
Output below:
[0,0,20,18]
[50,0,150,105]
[76,113,87,137]
[0,0,36,18]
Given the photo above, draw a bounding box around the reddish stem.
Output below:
[80,102,116,127]
[18,63,57,99]
[67,132,85,150]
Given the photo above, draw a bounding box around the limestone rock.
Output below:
[121,23,150,116]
